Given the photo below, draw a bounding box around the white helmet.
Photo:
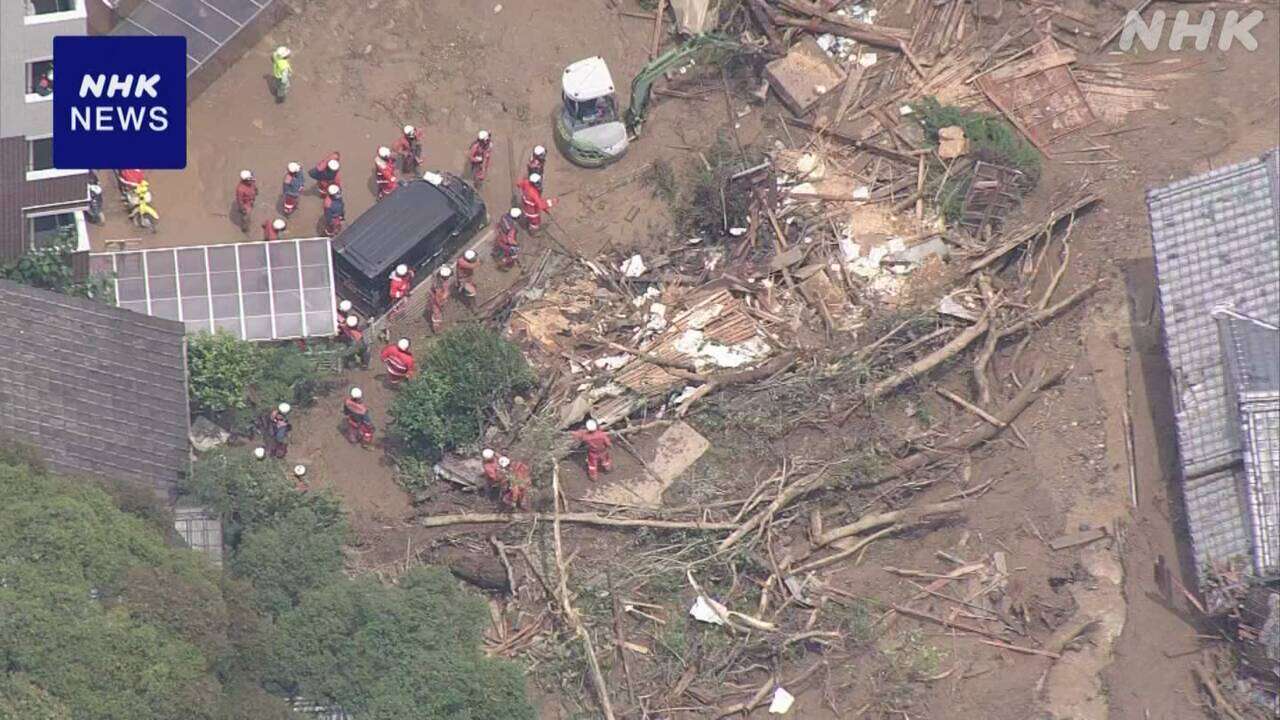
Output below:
[287,161,301,173]
[533,145,546,157]
[585,419,598,431]
[338,299,353,313]
[477,130,490,141]
[438,266,452,278]
[293,464,307,478]
[276,46,291,58]
[328,159,340,171]
[253,447,267,460]
[508,207,522,219]
[350,387,363,400]
[529,173,542,184]
[498,456,511,469]
[395,264,409,277]
[377,146,391,160]
[272,218,286,231]
[482,448,495,460]
[88,184,102,196]
[240,170,253,181]
[397,338,410,352]
[327,184,341,196]
[278,402,291,414]
[403,125,415,136]
[463,249,477,262]
[345,315,359,328]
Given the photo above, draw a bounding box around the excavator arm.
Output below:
[624,33,746,135]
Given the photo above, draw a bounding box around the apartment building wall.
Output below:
[0,0,90,261]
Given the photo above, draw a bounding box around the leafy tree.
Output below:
[0,459,223,719]
[187,331,262,417]
[230,507,346,618]
[266,568,535,720]
[186,331,332,429]
[390,324,535,457]
[0,228,113,301]
[183,449,343,552]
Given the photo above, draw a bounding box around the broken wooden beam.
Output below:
[782,117,919,165]
[968,194,1101,272]
[420,512,736,531]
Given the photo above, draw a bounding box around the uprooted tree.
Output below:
[390,324,535,459]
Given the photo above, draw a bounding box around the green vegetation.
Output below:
[911,96,1041,222]
[0,229,113,301]
[0,451,288,720]
[390,324,535,458]
[0,444,535,718]
[264,568,535,720]
[186,331,330,428]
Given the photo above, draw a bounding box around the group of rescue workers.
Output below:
[244,48,607,507]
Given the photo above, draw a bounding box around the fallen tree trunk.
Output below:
[550,464,617,720]
[968,194,1100,273]
[420,512,737,531]
[866,317,992,403]
[813,500,969,548]
[864,366,1064,485]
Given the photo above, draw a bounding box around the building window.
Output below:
[26,0,78,15]
[28,60,54,97]
[28,212,79,249]
[28,138,54,173]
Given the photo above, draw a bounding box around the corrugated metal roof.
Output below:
[1148,148,1280,580]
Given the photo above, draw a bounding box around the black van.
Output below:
[332,173,487,316]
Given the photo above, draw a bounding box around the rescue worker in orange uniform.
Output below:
[454,249,479,303]
[380,338,416,384]
[481,448,502,497]
[388,264,415,303]
[492,208,521,269]
[392,125,424,175]
[468,130,493,185]
[570,419,613,481]
[427,266,451,332]
[503,458,531,510]
[527,145,547,178]
[374,146,398,199]
[235,170,258,233]
[262,217,286,241]
[517,172,555,233]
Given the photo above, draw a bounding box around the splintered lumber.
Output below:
[867,366,1065,484]
[420,512,736,531]
[937,387,1007,428]
[782,117,918,165]
[968,194,1100,272]
[814,500,969,548]
[551,464,617,720]
[1191,666,1247,720]
[1097,0,1156,51]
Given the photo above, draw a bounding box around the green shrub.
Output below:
[230,507,346,619]
[186,332,331,428]
[183,449,343,552]
[911,97,1041,222]
[0,228,114,302]
[390,325,535,458]
[187,332,262,417]
[0,458,236,720]
[266,567,535,720]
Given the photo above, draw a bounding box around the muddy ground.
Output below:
[95,0,1280,717]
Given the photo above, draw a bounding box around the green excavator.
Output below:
[554,34,745,168]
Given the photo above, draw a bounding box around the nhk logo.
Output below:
[53,36,187,170]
